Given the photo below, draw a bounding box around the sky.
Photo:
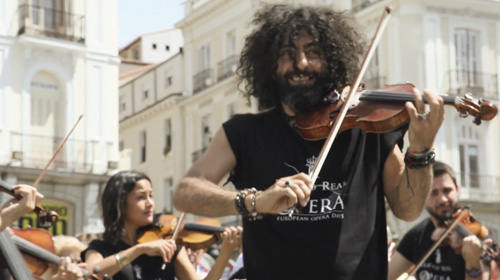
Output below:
[118,0,185,48]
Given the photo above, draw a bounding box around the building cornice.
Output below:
[119,93,182,129]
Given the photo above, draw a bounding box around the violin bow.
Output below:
[309,7,392,184]
[160,212,186,270]
[32,114,83,188]
[395,208,470,280]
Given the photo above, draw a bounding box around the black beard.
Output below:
[276,70,330,114]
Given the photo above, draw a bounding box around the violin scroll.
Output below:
[454,94,498,125]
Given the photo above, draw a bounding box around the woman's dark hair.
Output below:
[101,170,151,244]
[237,4,365,111]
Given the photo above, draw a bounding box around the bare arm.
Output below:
[384,88,444,221]
[388,251,415,280]
[85,239,177,278]
[174,126,314,217]
[173,127,239,217]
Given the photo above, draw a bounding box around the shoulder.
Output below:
[83,239,117,259]
[224,110,277,128]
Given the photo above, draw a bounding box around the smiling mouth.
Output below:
[289,74,314,85]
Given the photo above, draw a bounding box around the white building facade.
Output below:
[0,0,120,236]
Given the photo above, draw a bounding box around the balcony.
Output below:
[217,55,238,82]
[351,0,384,13]
[193,69,214,94]
[459,173,500,203]
[444,70,498,100]
[5,132,112,173]
[17,4,85,43]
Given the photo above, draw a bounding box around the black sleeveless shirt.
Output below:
[223,108,407,280]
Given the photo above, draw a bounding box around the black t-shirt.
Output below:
[397,217,466,280]
[223,108,407,280]
[82,239,180,280]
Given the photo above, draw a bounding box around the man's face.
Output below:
[275,29,328,113]
[425,173,459,221]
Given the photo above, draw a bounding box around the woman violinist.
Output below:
[83,170,242,280]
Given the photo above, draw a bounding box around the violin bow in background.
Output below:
[395,208,470,280]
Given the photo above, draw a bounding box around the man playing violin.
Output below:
[174,4,444,280]
[388,161,489,280]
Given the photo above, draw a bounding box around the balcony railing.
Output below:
[444,70,498,100]
[351,0,384,13]
[17,4,85,43]
[5,132,112,173]
[458,173,500,203]
[217,55,238,82]
[193,69,214,94]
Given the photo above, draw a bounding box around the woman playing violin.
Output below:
[389,161,489,280]
[82,170,242,280]
[173,3,446,280]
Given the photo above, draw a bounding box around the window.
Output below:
[454,28,481,87]
[152,43,157,49]
[119,141,124,151]
[163,178,174,213]
[198,44,211,71]
[164,119,172,155]
[142,84,150,99]
[164,71,173,87]
[120,101,126,112]
[133,48,139,60]
[140,131,147,163]
[166,45,170,51]
[226,30,236,57]
[458,125,480,188]
[201,115,211,151]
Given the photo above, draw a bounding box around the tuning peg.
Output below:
[464,93,474,100]
[473,117,482,125]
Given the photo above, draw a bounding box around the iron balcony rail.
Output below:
[444,69,498,100]
[6,132,112,173]
[458,173,500,203]
[193,69,214,94]
[17,4,85,43]
[217,55,238,82]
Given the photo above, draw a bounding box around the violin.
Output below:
[398,207,500,280]
[439,207,500,262]
[136,214,225,250]
[0,227,99,279]
[296,83,498,140]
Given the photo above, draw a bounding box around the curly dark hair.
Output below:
[237,4,365,111]
[101,170,151,245]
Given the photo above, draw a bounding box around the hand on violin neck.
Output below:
[462,235,484,269]
[405,88,444,152]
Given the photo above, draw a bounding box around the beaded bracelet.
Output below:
[234,188,263,220]
[465,267,483,278]
[249,190,263,221]
[404,146,436,169]
[234,190,249,215]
